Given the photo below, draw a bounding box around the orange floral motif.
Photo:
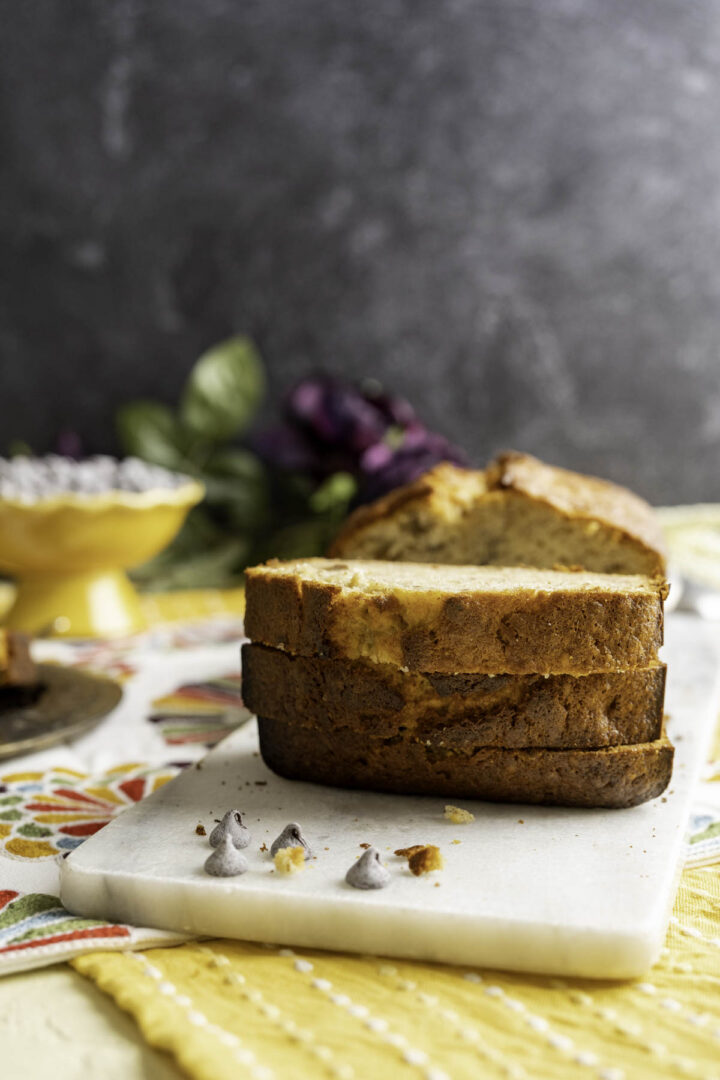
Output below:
[0,763,180,859]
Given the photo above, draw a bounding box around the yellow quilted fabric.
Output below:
[73,868,720,1080]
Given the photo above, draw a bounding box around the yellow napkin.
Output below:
[74,866,720,1080]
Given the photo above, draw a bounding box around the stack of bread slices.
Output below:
[242,453,672,809]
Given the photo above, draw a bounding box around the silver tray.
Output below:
[0,664,123,759]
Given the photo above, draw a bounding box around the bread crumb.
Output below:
[274,846,305,874]
[259,843,268,852]
[394,845,427,858]
[444,804,474,825]
[408,846,444,877]
[195,823,207,836]
[517,819,524,824]
[451,839,461,845]
[359,842,371,849]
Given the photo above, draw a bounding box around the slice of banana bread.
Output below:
[244,559,666,675]
[329,451,666,576]
[257,714,673,808]
[242,643,666,749]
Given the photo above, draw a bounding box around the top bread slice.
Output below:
[244,558,666,675]
[329,451,666,576]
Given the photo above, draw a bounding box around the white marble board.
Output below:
[60,613,719,979]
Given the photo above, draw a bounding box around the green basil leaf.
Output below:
[180,337,265,440]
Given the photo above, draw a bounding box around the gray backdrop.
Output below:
[2,0,720,504]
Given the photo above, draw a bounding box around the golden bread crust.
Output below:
[257,714,674,808]
[244,559,665,675]
[242,643,666,748]
[329,452,666,575]
[486,451,667,569]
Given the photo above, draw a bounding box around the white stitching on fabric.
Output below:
[671,917,720,949]
[128,952,274,1080]
[282,952,452,1080]
[453,972,628,1080]
[545,973,720,1074]
[195,945,347,1077]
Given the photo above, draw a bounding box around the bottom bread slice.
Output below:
[257,715,674,808]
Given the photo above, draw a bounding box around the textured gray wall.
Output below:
[2,1,720,503]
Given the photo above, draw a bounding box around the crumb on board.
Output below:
[274,846,305,874]
[394,845,427,859]
[359,842,371,849]
[408,845,444,877]
[195,823,207,836]
[444,804,474,825]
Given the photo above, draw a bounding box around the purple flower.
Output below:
[358,427,468,504]
[55,430,83,459]
[285,377,408,453]
[253,374,467,501]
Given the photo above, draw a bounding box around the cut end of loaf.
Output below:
[248,557,664,598]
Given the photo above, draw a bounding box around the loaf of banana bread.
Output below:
[329,451,666,576]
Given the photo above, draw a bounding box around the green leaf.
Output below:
[309,472,357,514]
[8,439,33,457]
[116,401,188,471]
[206,448,264,480]
[262,519,335,561]
[197,450,270,531]
[180,337,265,440]
[131,539,249,591]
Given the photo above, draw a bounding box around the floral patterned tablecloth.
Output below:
[0,590,249,975]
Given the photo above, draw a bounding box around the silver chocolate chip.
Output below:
[204,834,250,877]
[345,847,391,890]
[209,810,251,849]
[270,822,313,860]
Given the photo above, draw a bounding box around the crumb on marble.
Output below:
[444,804,474,825]
[260,843,268,852]
[195,823,207,836]
[273,846,305,874]
[394,844,427,859]
[359,842,371,849]
[408,845,444,877]
[451,839,461,845]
